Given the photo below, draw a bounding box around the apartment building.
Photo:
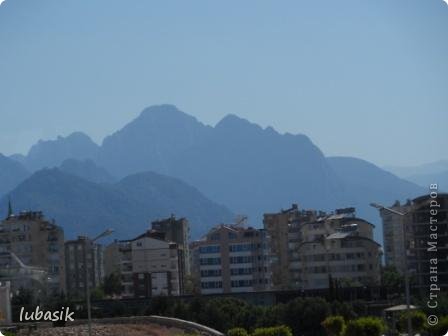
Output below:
[190,224,272,294]
[64,236,104,299]
[378,193,448,290]
[265,205,381,289]
[0,206,65,294]
[151,215,190,275]
[104,230,184,297]
[292,209,382,289]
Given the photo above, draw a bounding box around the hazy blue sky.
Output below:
[0,0,447,166]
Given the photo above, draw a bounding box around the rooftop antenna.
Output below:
[235,215,248,227]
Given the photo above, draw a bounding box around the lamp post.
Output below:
[370,203,413,336]
[83,229,114,336]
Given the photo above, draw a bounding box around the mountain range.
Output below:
[384,160,448,190]
[0,168,234,239]
[1,104,426,242]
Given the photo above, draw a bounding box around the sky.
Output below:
[0,0,447,167]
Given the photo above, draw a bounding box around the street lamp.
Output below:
[83,229,114,336]
[370,203,413,336]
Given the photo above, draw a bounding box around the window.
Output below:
[199,245,220,254]
[201,281,222,289]
[200,257,221,265]
[231,279,252,288]
[201,269,222,277]
[228,232,237,239]
[229,244,255,252]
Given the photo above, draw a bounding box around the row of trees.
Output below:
[11,284,448,336]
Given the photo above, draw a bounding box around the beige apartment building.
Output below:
[151,215,190,275]
[105,230,184,297]
[265,205,382,290]
[190,224,272,294]
[378,193,448,290]
[0,207,65,294]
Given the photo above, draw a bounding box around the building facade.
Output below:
[0,209,65,294]
[265,205,381,290]
[292,209,382,289]
[151,215,190,276]
[379,192,448,290]
[105,230,184,297]
[64,236,104,299]
[190,224,272,294]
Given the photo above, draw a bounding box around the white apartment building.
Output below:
[105,230,183,297]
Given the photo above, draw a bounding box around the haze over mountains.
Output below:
[1,105,426,242]
[0,168,234,239]
[384,160,448,190]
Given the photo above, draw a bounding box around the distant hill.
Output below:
[0,168,234,239]
[59,158,116,184]
[0,154,30,197]
[24,132,99,171]
[327,156,425,239]
[383,160,448,191]
[384,160,448,178]
[8,105,425,243]
[405,170,448,190]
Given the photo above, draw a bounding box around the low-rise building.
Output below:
[190,224,272,294]
[105,230,183,297]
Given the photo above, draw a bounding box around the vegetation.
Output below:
[227,327,249,336]
[252,326,292,336]
[426,315,448,336]
[397,310,427,334]
[321,315,345,336]
[344,317,385,336]
[102,272,122,296]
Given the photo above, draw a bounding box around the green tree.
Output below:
[252,326,292,336]
[90,286,105,300]
[322,316,345,336]
[227,327,249,336]
[427,315,448,336]
[102,272,122,296]
[345,317,385,336]
[381,266,403,295]
[397,310,426,334]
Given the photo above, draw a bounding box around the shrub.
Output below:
[322,316,345,336]
[427,315,448,336]
[397,310,426,334]
[228,327,249,336]
[252,325,293,336]
[344,317,385,336]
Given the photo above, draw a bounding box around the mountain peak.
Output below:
[215,114,262,132]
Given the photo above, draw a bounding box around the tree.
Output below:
[227,327,249,336]
[102,272,122,296]
[427,315,448,336]
[398,310,426,334]
[90,286,105,300]
[381,266,403,295]
[321,316,345,336]
[345,317,385,336]
[252,326,292,336]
